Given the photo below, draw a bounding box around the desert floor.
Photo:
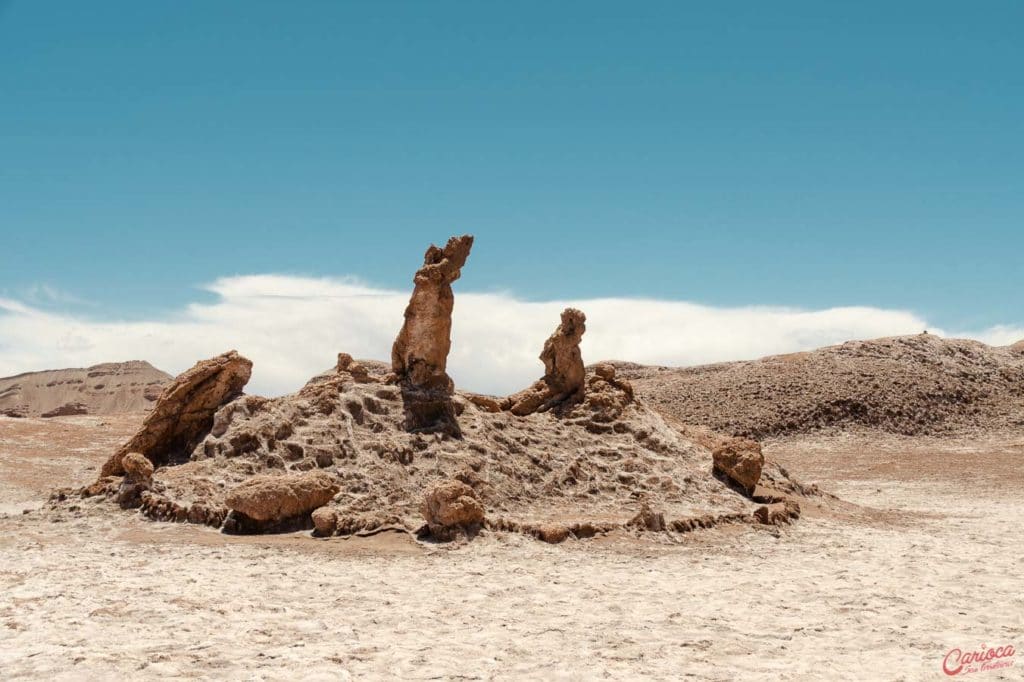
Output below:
[1,415,1021,680]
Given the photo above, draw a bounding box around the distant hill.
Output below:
[0,361,172,418]
[608,334,1024,438]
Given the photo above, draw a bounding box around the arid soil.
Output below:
[615,334,1024,438]
[0,361,171,418]
[1,414,1020,680]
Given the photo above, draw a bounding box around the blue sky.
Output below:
[1,1,1022,339]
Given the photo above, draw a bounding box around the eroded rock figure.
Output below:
[508,308,587,415]
[100,351,253,476]
[391,234,474,435]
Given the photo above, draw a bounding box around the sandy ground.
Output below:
[0,416,1021,680]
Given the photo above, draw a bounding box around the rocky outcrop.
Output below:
[225,470,340,523]
[712,437,765,496]
[420,480,484,540]
[100,351,253,476]
[391,235,474,436]
[508,308,587,416]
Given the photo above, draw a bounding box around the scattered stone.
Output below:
[712,437,765,496]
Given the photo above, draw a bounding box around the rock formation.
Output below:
[225,470,340,523]
[40,402,90,418]
[391,234,474,435]
[420,480,485,540]
[507,308,587,416]
[116,452,154,508]
[100,351,252,476]
[711,437,765,496]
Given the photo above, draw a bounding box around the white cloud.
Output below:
[0,275,1020,396]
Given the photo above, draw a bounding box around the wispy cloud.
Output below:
[0,274,1020,396]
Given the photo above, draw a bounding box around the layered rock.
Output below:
[508,308,587,415]
[391,234,474,435]
[0,360,171,418]
[711,437,765,496]
[100,351,253,476]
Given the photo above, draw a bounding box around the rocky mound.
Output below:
[614,334,1024,439]
[65,235,817,543]
[78,357,807,540]
[0,361,172,418]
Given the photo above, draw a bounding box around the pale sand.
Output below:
[0,417,1021,680]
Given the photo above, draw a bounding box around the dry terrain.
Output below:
[0,362,171,419]
[1,414,1020,680]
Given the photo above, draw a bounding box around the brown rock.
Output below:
[464,393,505,413]
[122,452,154,484]
[311,506,339,536]
[628,503,666,532]
[116,452,154,508]
[712,437,765,496]
[225,470,340,522]
[337,353,375,383]
[754,500,801,525]
[391,235,474,435]
[420,480,484,539]
[508,308,587,415]
[536,524,570,544]
[100,351,253,477]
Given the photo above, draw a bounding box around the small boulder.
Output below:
[712,437,765,496]
[754,500,801,525]
[116,452,154,508]
[225,470,340,523]
[420,480,485,540]
[311,506,339,536]
[628,503,666,532]
[536,524,570,544]
[122,452,154,484]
